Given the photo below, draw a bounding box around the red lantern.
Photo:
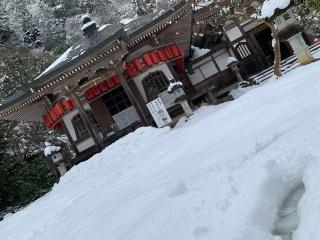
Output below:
[143,53,153,67]
[91,86,101,97]
[98,80,109,92]
[133,58,144,72]
[170,44,180,58]
[54,102,65,117]
[63,99,74,112]
[85,88,95,101]
[47,114,54,126]
[107,78,116,89]
[111,75,120,85]
[164,47,174,59]
[126,63,137,78]
[49,109,59,122]
[43,114,54,128]
[157,50,167,61]
[150,52,160,64]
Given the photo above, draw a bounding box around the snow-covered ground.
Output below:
[2,59,320,240]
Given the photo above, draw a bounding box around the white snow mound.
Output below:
[261,0,291,18]
[1,60,320,240]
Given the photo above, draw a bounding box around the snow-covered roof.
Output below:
[167,81,183,93]
[261,0,291,19]
[81,14,91,22]
[0,89,29,107]
[27,0,187,90]
[193,0,215,10]
[124,0,185,37]
[0,0,190,117]
[81,20,98,32]
[120,18,134,25]
[37,47,75,79]
[191,46,211,60]
[98,24,111,32]
[123,12,163,36]
[35,24,123,81]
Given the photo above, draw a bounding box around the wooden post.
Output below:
[114,67,149,125]
[69,91,103,150]
[206,86,218,105]
[60,120,79,156]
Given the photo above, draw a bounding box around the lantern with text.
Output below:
[63,99,74,112]
[133,59,144,72]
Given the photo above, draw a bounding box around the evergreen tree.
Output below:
[0,125,58,219]
[0,153,58,218]
[0,45,55,101]
[305,0,320,10]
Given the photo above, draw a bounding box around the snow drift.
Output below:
[1,59,320,240]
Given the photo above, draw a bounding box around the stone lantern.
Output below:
[273,7,314,64]
[44,143,67,176]
[51,152,68,176]
[167,79,193,117]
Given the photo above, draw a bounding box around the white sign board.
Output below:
[158,91,176,108]
[147,98,172,128]
[112,106,140,130]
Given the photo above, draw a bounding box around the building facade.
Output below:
[1,0,309,172]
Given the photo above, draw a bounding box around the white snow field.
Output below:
[2,59,320,240]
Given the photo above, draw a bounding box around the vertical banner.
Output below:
[146,98,172,128]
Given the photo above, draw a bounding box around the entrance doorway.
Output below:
[254,27,293,65]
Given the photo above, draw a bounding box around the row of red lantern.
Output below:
[126,44,184,78]
[43,99,75,129]
[85,75,120,101]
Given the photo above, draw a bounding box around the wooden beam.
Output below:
[69,91,104,150]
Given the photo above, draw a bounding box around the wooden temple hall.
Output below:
[0,0,309,172]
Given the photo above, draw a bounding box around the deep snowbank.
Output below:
[1,60,320,240]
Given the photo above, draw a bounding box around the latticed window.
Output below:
[102,86,132,115]
[142,71,169,102]
[72,111,100,140]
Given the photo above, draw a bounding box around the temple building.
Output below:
[0,0,312,173]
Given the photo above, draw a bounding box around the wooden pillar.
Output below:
[114,67,149,125]
[60,120,79,157]
[69,91,103,150]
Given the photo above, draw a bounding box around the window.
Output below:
[200,61,218,78]
[235,42,251,60]
[216,51,232,70]
[71,111,100,140]
[187,69,205,85]
[102,86,132,115]
[142,71,169,102]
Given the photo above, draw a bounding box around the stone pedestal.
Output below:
[234,69,244,83]
[180,100,193,117]
[57,162,67,176]
[288,33,314,65]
